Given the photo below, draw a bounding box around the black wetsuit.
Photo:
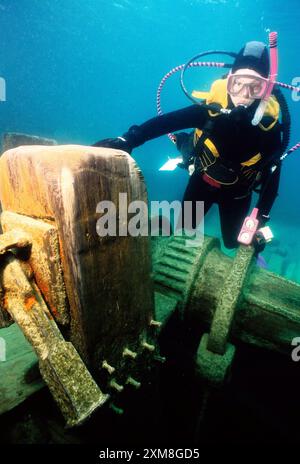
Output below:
[95,103,282,248]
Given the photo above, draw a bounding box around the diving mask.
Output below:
[227,73,269,100]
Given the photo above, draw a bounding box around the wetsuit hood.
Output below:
[232,41,270,78]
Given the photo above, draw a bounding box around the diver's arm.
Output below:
[93,105,208,151]
[125,105,208,147]
[255,122,282,220]
[255,162,281,220]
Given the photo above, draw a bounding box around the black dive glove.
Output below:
[227,102,259,134]
[252,214,271,254]
[175,132,195,169]
[93,136,133,154]
[229,104,251,123]
[93,125,145,154]
[253,233,266,255]
[257,213,270,228]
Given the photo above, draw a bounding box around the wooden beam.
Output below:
[0,145,156,372]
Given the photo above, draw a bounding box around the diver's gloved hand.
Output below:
[93,124,145,154]
[175,132,190,152]
[252,219,273,255]
[252,233,266,255]
[177,161,188,170]
[257,213,270,228]
[92,136,133,154]
[228,104,255,127]
[174,132,194,169]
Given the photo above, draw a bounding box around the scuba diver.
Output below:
[93,37,291,249]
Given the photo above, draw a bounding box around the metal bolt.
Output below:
[109,403,124,415]
[126,377,141,389]
[109,380,124,393]
[122,347,137,359]
[102,360,115,374]
[141,341,155,352]
[150,319,162,328]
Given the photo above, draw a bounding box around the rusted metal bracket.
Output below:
[0,228,31,254]
[0,231,108,427]
[1,212,70,327]
[0,229,32,327]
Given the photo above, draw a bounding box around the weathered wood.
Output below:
[1,212,69,326]
[0,133,59,328]
[0,323,44,415]
[1,132,57,153]
[0,145,155,374]
[0,131,58,291]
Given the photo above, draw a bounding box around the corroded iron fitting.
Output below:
[109,380,124,393]
[102,360,116,375]
[126,377,141,389]
[122,348,138,359]
[149,319,162,328]
[141,341,155,352]
[0,229,32,256]
[109,403,124,415]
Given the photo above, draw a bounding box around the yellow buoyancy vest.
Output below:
[191,78,280,167]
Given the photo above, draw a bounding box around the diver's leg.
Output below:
[179,172,215,231]
[218,194,252,249]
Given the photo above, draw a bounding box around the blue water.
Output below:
[0,0,300,279]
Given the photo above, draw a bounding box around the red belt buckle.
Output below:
[202,173,221,188]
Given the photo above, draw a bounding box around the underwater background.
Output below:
[1,0,300,447]
[0,0,300,277]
